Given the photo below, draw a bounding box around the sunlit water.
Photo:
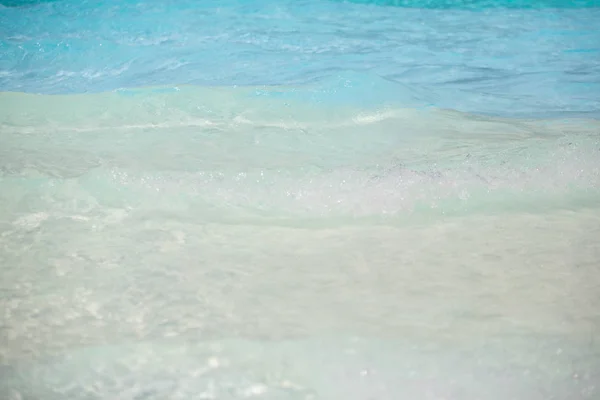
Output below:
[1,0,599,399]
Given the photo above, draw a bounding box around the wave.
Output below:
[1,82,599,224]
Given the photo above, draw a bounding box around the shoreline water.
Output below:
[1,0,599,397]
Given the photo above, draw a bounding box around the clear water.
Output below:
[1,0,599,399]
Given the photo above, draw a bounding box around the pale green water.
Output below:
[1,86,600,399]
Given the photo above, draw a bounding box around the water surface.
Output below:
[1,0,599,399]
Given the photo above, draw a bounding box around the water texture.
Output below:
[1,0,599,399]
[1,0,600,117]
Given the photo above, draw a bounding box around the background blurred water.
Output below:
[1,0,600,117]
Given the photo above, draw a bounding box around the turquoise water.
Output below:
[2,0,600,117]
[1,0,600,399]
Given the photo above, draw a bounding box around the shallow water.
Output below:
[1,0,600,399]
